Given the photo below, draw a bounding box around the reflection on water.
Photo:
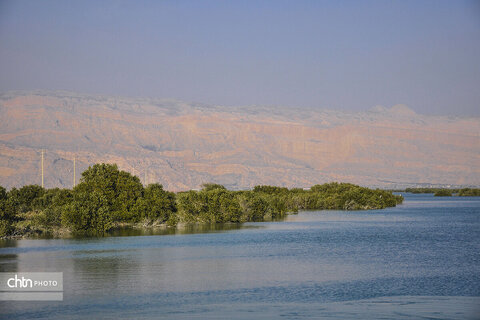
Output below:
[0,193,479,319]
[108,222,256,237]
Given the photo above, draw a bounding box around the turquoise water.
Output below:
[1,194,479,319]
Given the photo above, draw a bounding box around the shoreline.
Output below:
[1,207,395,240]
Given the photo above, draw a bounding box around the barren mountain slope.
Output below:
[0,91,478,190]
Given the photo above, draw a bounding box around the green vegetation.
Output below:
[405,187,480,196]
[0,163,403,238]
[458,188,480,196]
[434,189,452,197]
[405,187,458,194]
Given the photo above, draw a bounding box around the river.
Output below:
[1,193,479,319]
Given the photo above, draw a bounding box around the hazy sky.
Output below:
[0,0,479,115]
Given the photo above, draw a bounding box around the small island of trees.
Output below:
[433,189,452,197]
[405,187,480,196]
[1,163,403,238]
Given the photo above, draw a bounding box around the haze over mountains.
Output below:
[0,91,478,191]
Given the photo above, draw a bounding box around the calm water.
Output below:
[1,194,479,319]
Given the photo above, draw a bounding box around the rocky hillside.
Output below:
[0,91,478,191]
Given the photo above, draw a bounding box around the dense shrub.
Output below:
[0,164,405,237]
[434,189,452,197]
[132,183,176,223]
[458,188,480,196]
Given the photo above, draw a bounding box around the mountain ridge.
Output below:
[0,90,478,191]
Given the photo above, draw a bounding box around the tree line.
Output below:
[1,163,403,238]
[404,187,480,196]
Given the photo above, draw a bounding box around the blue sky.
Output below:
[0,0,479,115]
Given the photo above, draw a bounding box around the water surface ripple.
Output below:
[1,194,479,319]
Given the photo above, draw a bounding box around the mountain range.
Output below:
[0,91,478,191]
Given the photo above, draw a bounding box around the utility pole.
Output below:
[144,169,147,186]
[73,156,76,188]
[41,149,44,188]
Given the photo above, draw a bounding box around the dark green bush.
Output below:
[0,164,404,237]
